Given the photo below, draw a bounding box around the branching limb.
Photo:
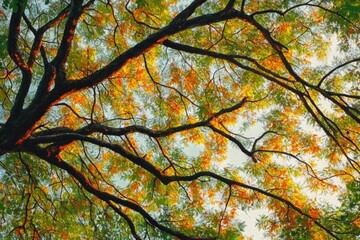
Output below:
[162,39,304,97]
[7,0,28,72]
[208,124,253,158]
[65,7,242,91]
[7,0,32,120]
[107,201,142,240]
[30,140,341,239]
[318,58,360,87]
[52,0,89,79]
[28,146,216,240]
[27,97,248,145]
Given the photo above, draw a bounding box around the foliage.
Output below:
[0,0,359,239]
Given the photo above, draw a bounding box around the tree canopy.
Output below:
[0,0,359,239]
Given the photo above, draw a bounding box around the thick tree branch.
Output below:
[23,4,72,68]
[1,1,358,238]
[64,7,243,92]
[7,0,28,71]
[208,124,253,158]
[162,39,304,96]
[26,143,340,239]
[163,39,294,82]
[27,97,248,144]
[106,201,142,240]
[246,13,360,125]
[7,0,32,120]
[52,0,86,78]
[28,146,216,240]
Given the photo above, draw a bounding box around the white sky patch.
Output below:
[237,209,271,239]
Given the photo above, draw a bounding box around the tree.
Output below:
[0,0,359,239]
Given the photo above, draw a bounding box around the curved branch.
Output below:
[251,1,313,17]
[27,97,248,144]
[246,12,360,125]
[64,7,242,92]
[142,54,200,108]
[7,0,28,72]
[318,57,360,87]
[52,0,88,74]
[207,124,253,158]
[163,40,294,83]
[25,138,340,239]
[162,39,304,97]
[28,146,216,240]
[22,4,72,68]
[7,0,32,120]
[165,172,340,239]
[106,200,142,240]
[25,124,345,239]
